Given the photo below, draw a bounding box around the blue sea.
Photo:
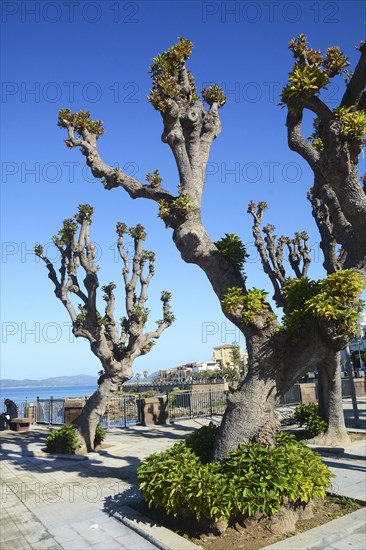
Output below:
[0,385,97,403]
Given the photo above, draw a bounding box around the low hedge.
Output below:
[45,424,107,454]
[137,425,333,523]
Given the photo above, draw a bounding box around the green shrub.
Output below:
[137,431,333,523]
[305,414,327,437]
[185,422,218,464]
[45,425,81,454]
[294,403,318,426]
[45,424,107,454]
[94,425,107,446]
[294,403,327,436]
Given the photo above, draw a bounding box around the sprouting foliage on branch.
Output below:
[215,234,249,270]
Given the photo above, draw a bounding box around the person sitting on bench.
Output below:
[0,399,18,431]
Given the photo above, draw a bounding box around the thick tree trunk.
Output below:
[212,372,278,460]
[76,369,126,452]
[212,324,336,460]
[310,353,350,446]
[317,367,328,421]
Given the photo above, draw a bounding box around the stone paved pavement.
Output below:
[1,418,209,549]
[0,400,365,550]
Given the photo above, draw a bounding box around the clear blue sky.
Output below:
[1,0,365,380]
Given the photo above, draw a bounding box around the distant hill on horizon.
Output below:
[0,375,97,388]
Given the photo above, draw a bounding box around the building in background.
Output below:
[213,344,248,369]
[191,361,220,375]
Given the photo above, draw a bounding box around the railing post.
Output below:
[166,391,170,417]
[209,388,213,417]
[123,395,127,428]
[36,396,39,423]
[137,393,142,424]
[189,392,192,419]
[50,396,53,425]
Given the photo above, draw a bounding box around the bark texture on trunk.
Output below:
[212,322,340,460]
[77,367,129,452]
[310,353,351,446]
[212,373,277,460]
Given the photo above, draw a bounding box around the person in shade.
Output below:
[0,399,18,430]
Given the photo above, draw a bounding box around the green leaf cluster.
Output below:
[281,65,330,105]
[333,106,366,142]
[147,38,197,111]
[172,195,194,213]
[58,108,104,138]
[222,287,271,325]
[323,46,350,77]
[75,204,94,224]
[185,422,218,464]
[137,429,333,523]
[53,218,78,246]
[201,84,226,108]
[45,425,81,454]
[116,222,127,237]
[282,278,319,333]
[221,287,245,314]
[305,270,365,333]
[146,169,162,188]
[102,282,116,302]
[282,35,351,111]
[129,223,147,241]
[288,34,324,65]
[34,243,43,257]
[282,271,365,336]
[158,196,194,220]
[45,424,106,453]
[294,404,327,436]
[94,425,107,446]
[74,304,86,327]
[130,305,150,325]
[215,234,249,269]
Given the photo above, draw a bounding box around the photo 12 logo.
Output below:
[1,81,140,104]
[1,2,140,24]
[201,2,340,24]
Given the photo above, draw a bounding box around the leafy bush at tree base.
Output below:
[45,424,107,454]
[137,426,333,524]
[185,422,218,463]
[94,425,107,446]
[45,425,81,454]
[294,403,327,436]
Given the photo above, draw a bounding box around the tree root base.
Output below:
[306,432,351,447]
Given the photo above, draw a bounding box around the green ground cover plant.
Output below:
[45,424,107,454]
[294,404,327,436]
[137,425,333,524]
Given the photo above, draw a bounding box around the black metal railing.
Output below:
[167,389,227,420]
[36,397,65,425]
[9,380,355,428]
[99,395,140,427]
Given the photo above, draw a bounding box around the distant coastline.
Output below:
[0,384,98,403]
[0,374,97,389]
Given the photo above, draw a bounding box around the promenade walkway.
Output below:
[0,399,365,550]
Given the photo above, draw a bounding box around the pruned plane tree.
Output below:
[57,38,365,459]
[35,205,174,452]
[281,35,366,441]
